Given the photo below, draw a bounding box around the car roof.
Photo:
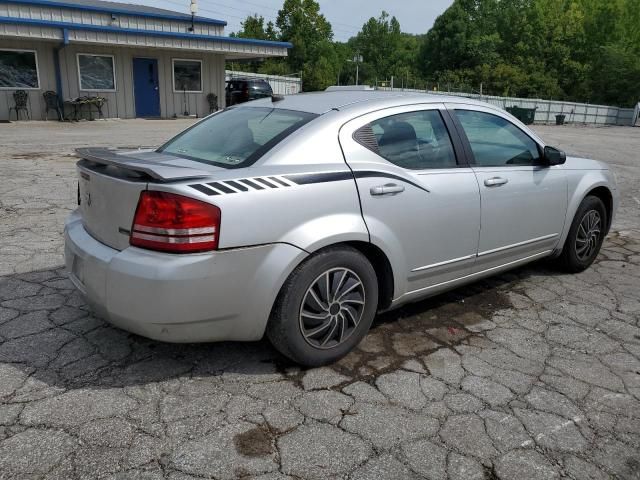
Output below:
[242,90,490,115]
[228,78,269,83]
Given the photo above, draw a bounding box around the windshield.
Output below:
[160,107,317,168]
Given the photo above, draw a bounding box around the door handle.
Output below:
[484,177,508,187]
[370,183,405,196]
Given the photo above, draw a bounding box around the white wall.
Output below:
[378,86,636,126]
[0,39,227,120]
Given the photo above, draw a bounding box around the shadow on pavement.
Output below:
[0,260,554,394]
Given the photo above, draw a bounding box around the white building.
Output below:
[0,0,291,119]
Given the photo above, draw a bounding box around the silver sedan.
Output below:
[64,91,618,366]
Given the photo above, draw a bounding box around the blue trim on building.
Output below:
[0,16,293,49]
[2,0,227,26]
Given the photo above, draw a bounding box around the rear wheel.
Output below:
[558,195,607,273]
[267,246,378,367]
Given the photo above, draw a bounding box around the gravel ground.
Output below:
[0,120,639,480]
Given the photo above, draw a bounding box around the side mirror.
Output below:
[543,146,566,166]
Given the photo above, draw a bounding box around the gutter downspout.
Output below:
[53,28,69,113]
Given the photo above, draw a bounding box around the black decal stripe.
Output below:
[354,171,430,193]
[208,182,235,194]
[190,184,219,195]
[284,171,353,185]
[269,176,290,187]
[190,170,428,196]
[285,170,429,193]
[239,178,264,190]
[255,177,278,188]
[224,180,248,192]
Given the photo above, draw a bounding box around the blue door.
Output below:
[133,58,160,117]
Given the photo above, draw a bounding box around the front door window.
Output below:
[455,110,541,166]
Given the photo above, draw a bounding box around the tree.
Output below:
[228,15,281,74]
[230,0,640,105]
[231,14,278,41]
[590,45,640,106]
[352,12,401,84]
[416,0,640,105]
[276,0,335,90]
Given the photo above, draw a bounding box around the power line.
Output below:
[160,0,260,22]
[232,0,363,31]
[154,0,360,37]
[198,0,360,35]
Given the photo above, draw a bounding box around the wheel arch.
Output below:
[585,185,613,234]
[267,239,396,330]
[342,240,395,311]
[557,173,616,254]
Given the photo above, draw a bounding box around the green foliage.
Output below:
[352,12,401,81]
[590,45,640,107]
[420,0,640,106]
[231,15,277,41]
[229,0,338,91]
[228,0,639,106]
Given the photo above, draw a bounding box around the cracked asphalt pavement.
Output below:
[1,120,639,480]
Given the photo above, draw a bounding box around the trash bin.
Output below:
[555,114,566,125]
[506,106,537,125]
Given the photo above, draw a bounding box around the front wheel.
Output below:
[558,195,607,273]
[266,246,378,367]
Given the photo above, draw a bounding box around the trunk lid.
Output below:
[76,148,214,251]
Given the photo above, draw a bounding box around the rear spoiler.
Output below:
[75,147,211,181]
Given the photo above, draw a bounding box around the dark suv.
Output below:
[225,78,273,106]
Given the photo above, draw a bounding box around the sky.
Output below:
[136,0,454,41]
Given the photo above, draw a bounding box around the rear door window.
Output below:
[356,110,457,170]
[160,107,317,168]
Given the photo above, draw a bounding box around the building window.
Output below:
[0,49,40,89]
[77,54,116,91]
[173,59,202,93]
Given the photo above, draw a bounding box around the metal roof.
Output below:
[4,0,227,25]
[0,15,293,49]
[0,0,294,50]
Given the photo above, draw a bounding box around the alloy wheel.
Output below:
[575,209,602,261]
[299,267,366,349]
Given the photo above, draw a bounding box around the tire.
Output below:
[266,246,378,367]
[558,195,607,273]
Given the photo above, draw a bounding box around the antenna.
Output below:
[188,0,198,31]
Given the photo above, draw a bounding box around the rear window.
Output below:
[252,82,272,92]
[159,107,317,168]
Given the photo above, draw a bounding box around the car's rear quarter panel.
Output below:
[159,114,370,252]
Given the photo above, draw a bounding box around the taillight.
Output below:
[243,88,249,99]
[130,191,220,253]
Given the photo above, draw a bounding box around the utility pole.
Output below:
[355,53,362,86]
[347,52,363,86]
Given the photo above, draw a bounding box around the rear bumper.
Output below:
[64,210,306,343]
